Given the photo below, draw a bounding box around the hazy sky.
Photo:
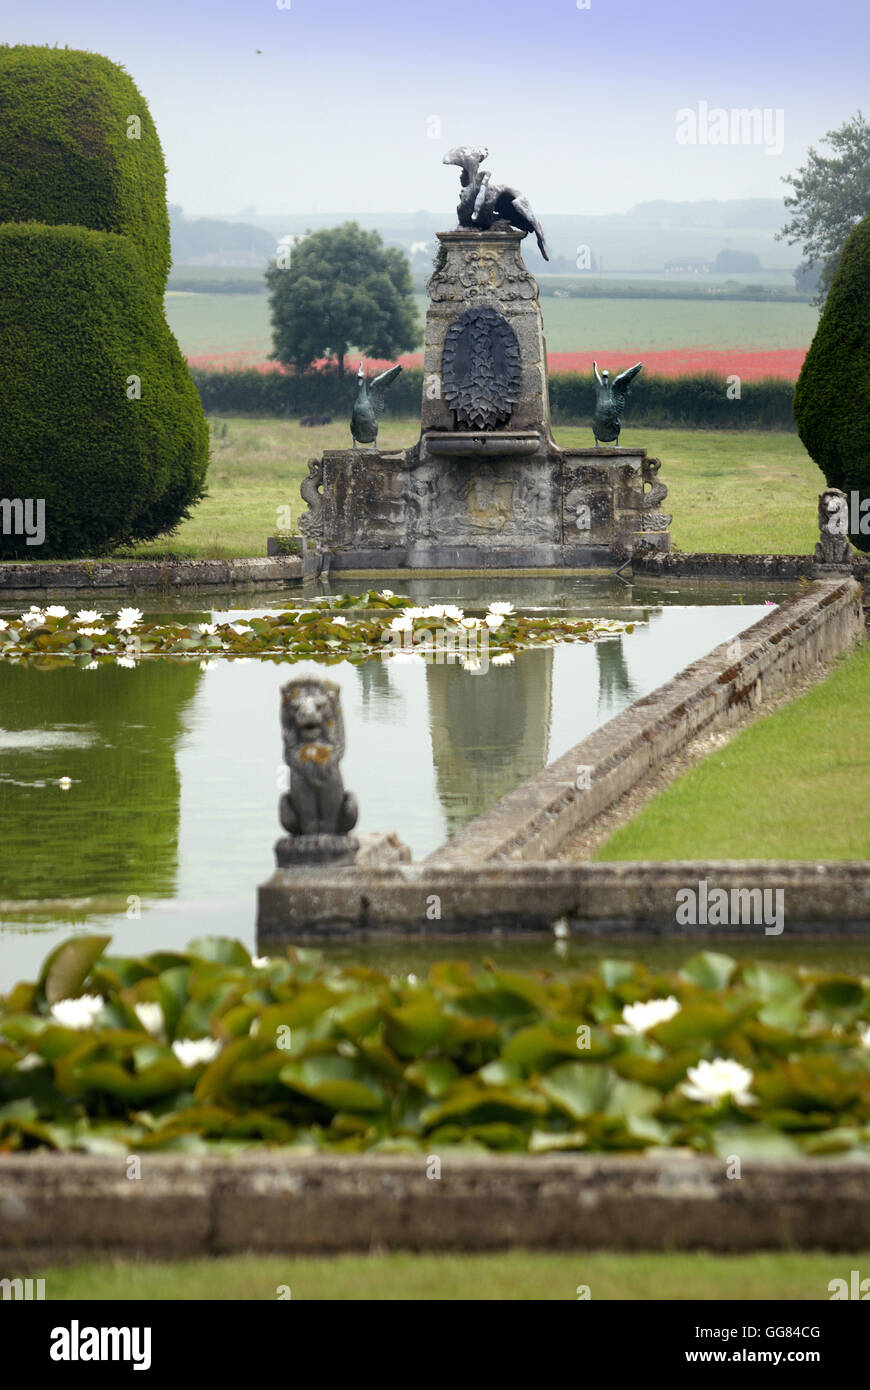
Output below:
[4,0,869,217]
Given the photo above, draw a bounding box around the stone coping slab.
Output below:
[634,549,870,584]
[3,1153,870,1260]
[257,859,870,938]
[0,556,302,592]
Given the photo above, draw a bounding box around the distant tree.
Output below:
[712,248,761,273]
[793,263,823,297]
[777,112,870,305]
[266,222,419,375]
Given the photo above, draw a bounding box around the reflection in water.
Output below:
[426,650,552,835]
[596,636,637,717]
[0,662,201,910]
[354,657,402,718]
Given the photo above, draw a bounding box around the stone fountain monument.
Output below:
[299,148,671,575]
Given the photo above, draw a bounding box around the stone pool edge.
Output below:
[0,556,302,591]
[3,1152,870,1261]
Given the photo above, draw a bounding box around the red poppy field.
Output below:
[186,347,806,382]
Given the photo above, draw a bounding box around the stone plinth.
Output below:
[421,227,555,441]
[301,445,669,573]
[298,223,671,573]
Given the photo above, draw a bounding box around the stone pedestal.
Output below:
[299,225,671,573]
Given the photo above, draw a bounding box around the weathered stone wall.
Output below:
[0,556,302,592]
[4,1152,870,1261]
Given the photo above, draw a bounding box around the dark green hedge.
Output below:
[0,44,171,294]
[0,224,209,559]
[191,366,796,430]
[794,212,870,553]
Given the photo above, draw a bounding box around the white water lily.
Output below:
[115,607,143,631]
[84,661,99,671]
[116,656,137,669]
[422,604,445,619]
[389,615,414,632]
[0,620,8,632]
[172,1037,221,1068]
[617,996,681,1035]
[491,652,514,667]
[681,1057,756,1106]
[50,995,105,1030]
[23,610,45,626]
[379,589,394,598]
[488,601,515,616]
[134,1002,165,1037]
[232,623,252,634]
[485,612,504,629]
[460,616,479,629]
[402,607,425,621]
[78,626,107,637]
[442,605,464,622]
[58,776,72,790]
[74,610,101,624]
[331,616,348,626]
[44,605,69,619]
[198,623,218,636]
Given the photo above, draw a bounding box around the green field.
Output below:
[36,1250,856,1301]
[597,643,870,863]
[163,291,817,363]
[114,420,824,561]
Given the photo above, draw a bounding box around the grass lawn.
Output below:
[112,419,824,561]
[596,643,870,863]
[38,1249,856,1301]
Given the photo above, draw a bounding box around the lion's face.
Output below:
[280,681,344,773]
[820,490,848,534]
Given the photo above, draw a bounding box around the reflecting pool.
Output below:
[0,578,791,983]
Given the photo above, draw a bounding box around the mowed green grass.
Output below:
[38,1249,855,1301]
[597,644,870,863]
[163,291,817,361]
[119,420,824,560]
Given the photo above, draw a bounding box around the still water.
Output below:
[0,578,793,984]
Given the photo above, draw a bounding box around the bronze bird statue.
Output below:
[592,361,643,447]
[350,361,402,449]
[443,146,549,261]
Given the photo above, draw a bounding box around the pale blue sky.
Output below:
[2,0,868,215]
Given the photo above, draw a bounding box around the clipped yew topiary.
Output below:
[0,44,171,294]
[0,224,209,559]
[794,211,870,553]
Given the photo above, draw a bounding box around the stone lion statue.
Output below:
[815,488,851,565]
[278,678,358,837]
